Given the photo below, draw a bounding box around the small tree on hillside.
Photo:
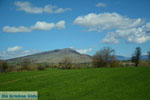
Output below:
[92,47,118,67]
[131,47,141,67]
[21,59,31,70]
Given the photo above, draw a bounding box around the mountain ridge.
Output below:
[7,48,149,64]
[7,48,92,64]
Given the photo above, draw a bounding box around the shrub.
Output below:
[92,47,119,68]
[7,65,15,72]
[110,61,120,67]
[59,57,72,69]
[71,64,80,69]
[21,59,32,71]
[139,61,149,67]
[0,60,10,73]
[92,56,105,68]
[37,66,45,70]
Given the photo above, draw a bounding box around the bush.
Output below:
[0,60,10,73]
[59,57,72,69]
[21,59,32,71]
[71,64,80,69]
[7,65,15,72]
[37,66,45,70]
[92,56,105,68]
[139,61,149,67]
[92,47,119,68]
[110,61,120,67]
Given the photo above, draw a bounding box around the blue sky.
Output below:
[0,0,150,59]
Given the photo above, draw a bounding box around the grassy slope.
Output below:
[0,67,150,100]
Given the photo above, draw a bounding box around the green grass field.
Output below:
[0,67,150,100]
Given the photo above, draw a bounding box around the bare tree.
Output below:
[59,57,72,69]
[131,47,141,67]
[92,47,118,67]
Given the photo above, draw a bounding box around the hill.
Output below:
[7,48,149,64]
[141,55,149,60]
[7,48,92,64]
[116,55,130,61]
[116,55,149,61]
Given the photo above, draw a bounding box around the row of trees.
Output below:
[1,47,150,73]
[0,58,47,73]
[92,47,150,68]
[59,47,150,68]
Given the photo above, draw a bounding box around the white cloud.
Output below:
[3,20,66,33]
[55,8,72,13]
[56,20,66,29]
[43,5,56,13]
[102,23,150,44]
[15,1,43,14]
[73,13,144,31]
[102,32,119,44]
[31,21,55,30]
[96,2,106,7]
[3,26,31,33]
[74,12,150,44]
[7,46,23,52]
[69,46,73,49]
[14,1,71,14]
[0,46,39,59]
[76,48,93,54]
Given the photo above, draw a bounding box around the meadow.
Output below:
[0,67,150,100]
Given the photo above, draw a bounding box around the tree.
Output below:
[92,47,118,67]
[0,60,9,73]
[21,59,31,70]
[59,57,72,69]
[131,47,141,67]
[147,50,150,64]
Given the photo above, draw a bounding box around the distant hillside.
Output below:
[7,48,92,64]
[116,55,130,61]
[7,48,149,64]
[116,55,149,61]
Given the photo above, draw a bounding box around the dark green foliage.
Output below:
[37,66,45,70]
[0,60,10,73]
[131,47,141,67]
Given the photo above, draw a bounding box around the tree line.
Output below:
[0,47,150,73]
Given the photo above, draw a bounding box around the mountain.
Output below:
[116,55,149,61]
[116,55,130,61]
[7,48,149,64]
[141,55,149,60]
[7,48,92,64]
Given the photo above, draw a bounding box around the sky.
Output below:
[0,0,150,59]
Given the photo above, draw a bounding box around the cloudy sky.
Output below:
[0,0,150,59]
